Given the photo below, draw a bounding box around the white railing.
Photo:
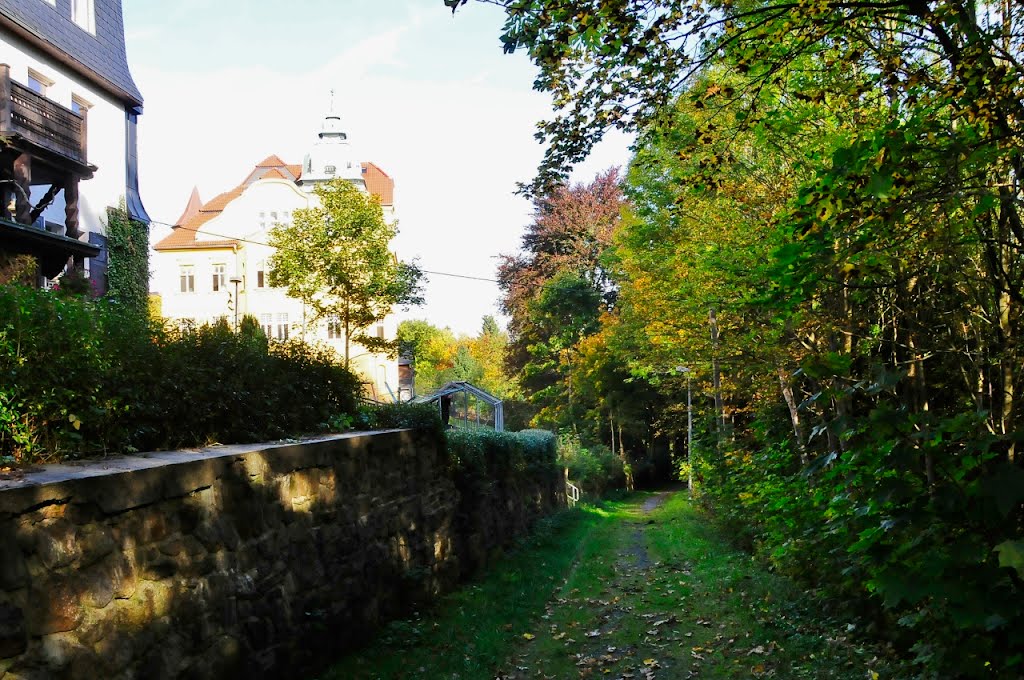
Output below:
[566,481,581,507]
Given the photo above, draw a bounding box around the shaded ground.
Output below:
[321,492,897,679]
[495,491,892,680]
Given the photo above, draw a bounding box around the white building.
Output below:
[0,0,149,284]
[152,111,401,402]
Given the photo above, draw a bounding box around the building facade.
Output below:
[0,0,148,284]
[152,112,402,402]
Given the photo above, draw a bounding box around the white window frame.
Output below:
[275,313,289,341]
[179,266,195,293]
[26,69,53,96]
[260,313,273,338]
[71,0,96,34]
[326,317,342,340]
[70,94,92,116]
[211,263,226,292]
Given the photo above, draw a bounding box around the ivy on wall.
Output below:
[105,202,149,315]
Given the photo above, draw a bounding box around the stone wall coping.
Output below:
[0,430,410,516]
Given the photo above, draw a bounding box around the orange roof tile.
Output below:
[362,162,394,206]
[154,156,396,252]
[256,154,286,167]
[261,167,288,180]
[174,187,202,226]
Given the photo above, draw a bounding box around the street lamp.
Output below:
[676,365,693,494]
[229,276,242,328]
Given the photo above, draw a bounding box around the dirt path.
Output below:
[495,490,886,680]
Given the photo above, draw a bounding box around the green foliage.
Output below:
[268,178,423,364]
[398,317,519,399]
[446,428,558,496]
[0,285,362,463]
[360,401,443,435]
[557,432,624,497]
[105,203,149,315]
[451,0,1024,674]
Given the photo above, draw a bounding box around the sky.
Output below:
[123,0,633,336]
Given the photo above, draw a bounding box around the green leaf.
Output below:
[994,540,1024,579]
[979,463,1024,517]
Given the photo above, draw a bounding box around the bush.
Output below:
[558,433,624,497]
[446,429,558,495]
[0,285,362,463]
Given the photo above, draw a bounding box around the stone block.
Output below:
[78,526,116,568]
[26,578,81,635]
[0,528,28,592]
[38,631,84,670]
[78,562,115,610]
[35,520,80,571]
[0,603,26,659]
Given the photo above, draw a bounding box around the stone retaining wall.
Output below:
[0,429,562,679]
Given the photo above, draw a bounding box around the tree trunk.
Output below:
[709,307,726,441]
[777,365,808,465]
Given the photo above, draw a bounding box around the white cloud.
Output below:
[134,5,632,335]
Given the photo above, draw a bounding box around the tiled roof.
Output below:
[261,167,287,180]
[174,187,202,226]
[154,186,243,251]
[154,156,396,251]
[0,0,144,105]
[362,162,394,206]
[256,154,286,168]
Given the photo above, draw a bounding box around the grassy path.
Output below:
[320,491,894,679]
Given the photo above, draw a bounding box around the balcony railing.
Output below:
[0,64,87,164]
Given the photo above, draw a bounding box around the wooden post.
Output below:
[13,153,31,225]
[0,64,11,133]
[77,107,87,163]
[64,175,80,240]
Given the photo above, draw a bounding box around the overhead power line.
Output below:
[145,216,499,283]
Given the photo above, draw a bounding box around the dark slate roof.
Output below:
[0,0,143,106]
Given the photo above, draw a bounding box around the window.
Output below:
[326,317,342,339]
[71,95,92,115]
[26,70,52,96]
[275,313,289,341]
[211,264,226,292]
[256,260,266,288]
[376,324,385,339]
[179,266,194,293]
[269,211,278,221]
[71,0,95,33]
[260,313,273,338]
[258,211,266,230]
[324,165,336,175]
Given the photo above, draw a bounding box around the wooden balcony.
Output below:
[0,64,87,165]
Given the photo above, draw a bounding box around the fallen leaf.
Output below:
[522,633,535,640]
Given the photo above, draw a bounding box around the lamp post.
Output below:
[229,276,242,328]
[676,365,693,493]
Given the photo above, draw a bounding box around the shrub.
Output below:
[558,433,624,497]
[0,285,362,463]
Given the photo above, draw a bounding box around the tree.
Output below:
[268,179,423,367]
[446,2,1024,673]
[498,168,624,428]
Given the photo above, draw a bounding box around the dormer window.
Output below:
[72,0,95,34]
[27,69,52,96]
[324,165,336,175]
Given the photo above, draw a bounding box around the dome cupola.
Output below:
[301,93,365,190]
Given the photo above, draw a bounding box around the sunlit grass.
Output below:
[316,492,897,679]
[317,503,610,679]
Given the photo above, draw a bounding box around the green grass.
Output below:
[317,502,619,679]
[316,492,898,679]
